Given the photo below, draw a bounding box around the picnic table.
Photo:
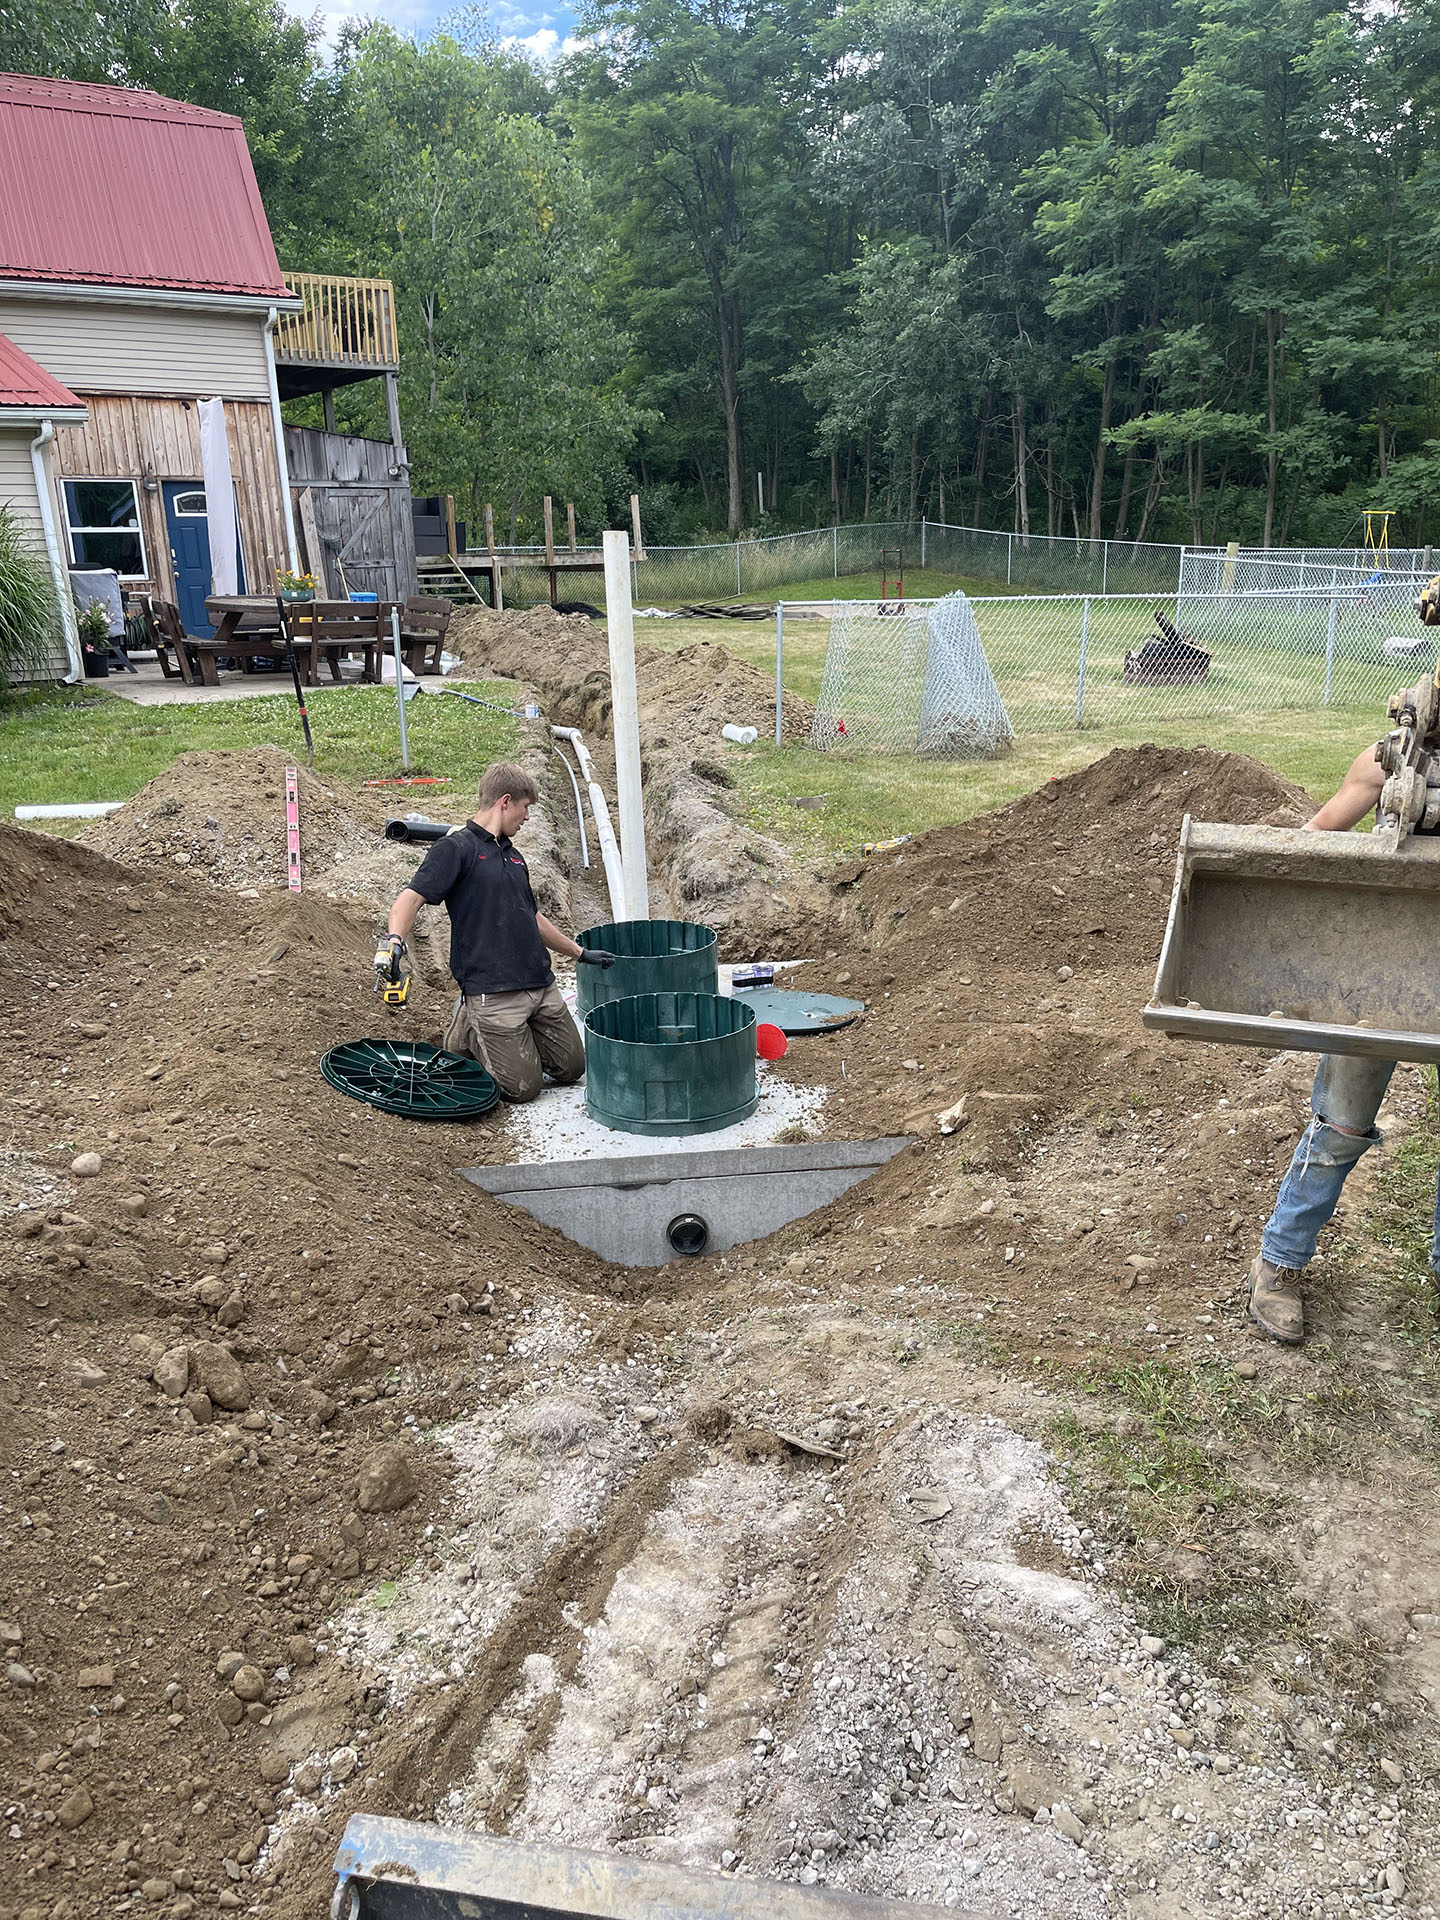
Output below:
[198,597,402,689]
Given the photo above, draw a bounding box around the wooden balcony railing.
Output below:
[274,273,399,371]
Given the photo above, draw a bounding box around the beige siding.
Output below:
[0,428,69,681]
[0,297,270,401]
[0,427,43,535]
[52,396,288,600]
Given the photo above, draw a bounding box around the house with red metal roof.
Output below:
[0,72,409,678]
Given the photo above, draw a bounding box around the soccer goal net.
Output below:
[808,593,1015,757]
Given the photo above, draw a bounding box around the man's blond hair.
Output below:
[479,761,539,808]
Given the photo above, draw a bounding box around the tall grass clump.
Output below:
[0,506,62,695]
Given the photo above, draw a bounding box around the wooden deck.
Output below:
[272,273,399,392]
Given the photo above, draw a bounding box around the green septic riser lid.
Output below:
[575,918,719,1017]
[321,1040,500,1119]
[584,991,758,1138]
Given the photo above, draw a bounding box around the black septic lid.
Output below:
[321,1040,500,1119]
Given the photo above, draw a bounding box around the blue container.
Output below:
[575,918,719,1018]
[349,591,379,603]
[584,992,757,1137]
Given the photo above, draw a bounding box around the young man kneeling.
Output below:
[382,761,613,1101]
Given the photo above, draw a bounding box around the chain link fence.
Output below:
[803,579,1429,749]
[477,520,1440,611]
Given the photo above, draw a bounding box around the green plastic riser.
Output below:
[583,992,757,1137]
[575,918,719,1018]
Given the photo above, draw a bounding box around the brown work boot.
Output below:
[1247,1255,1305,1345]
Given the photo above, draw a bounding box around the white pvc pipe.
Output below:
[602,529,649,919]
[29,421,84,683]
[551,726,626,922]
[550,738,590,870]
[16,801,123,819]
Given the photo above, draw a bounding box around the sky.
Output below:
[293,0,582,63]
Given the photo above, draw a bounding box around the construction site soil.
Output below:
[3,666,1438,1920]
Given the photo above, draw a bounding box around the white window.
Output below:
[171,489,207,516]
[64,479,146,578]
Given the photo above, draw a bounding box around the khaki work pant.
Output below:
[443,982,585,1103]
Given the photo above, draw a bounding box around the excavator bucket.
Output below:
[1144,816,1440,1063]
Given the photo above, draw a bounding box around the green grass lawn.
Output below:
[0,680,519,824]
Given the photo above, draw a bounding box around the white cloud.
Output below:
[500,24,584,57]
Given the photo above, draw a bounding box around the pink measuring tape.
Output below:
[285,764,301,893]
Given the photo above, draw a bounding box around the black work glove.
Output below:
[577,947,617,969]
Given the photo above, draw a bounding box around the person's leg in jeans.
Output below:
[526,981,585,1086]
[1251,1053,1396,1342]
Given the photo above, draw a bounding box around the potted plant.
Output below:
[277,568,317,603]
[76,597,113,678]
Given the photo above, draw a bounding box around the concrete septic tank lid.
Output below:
[460,1137,914,1266]
[575,918,719,1017]
[583,991,757,1138]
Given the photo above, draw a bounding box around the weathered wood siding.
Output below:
[284,426,416,601]
[0,297,270,400]
[51,395,288,600]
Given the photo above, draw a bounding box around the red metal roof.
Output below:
[0,331,83,412]
[0,73,289,298]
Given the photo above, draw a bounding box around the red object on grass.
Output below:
[756,1023,788,1060]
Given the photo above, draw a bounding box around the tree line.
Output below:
[11,0,1440,547]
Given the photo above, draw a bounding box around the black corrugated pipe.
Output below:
[384,816,455,844]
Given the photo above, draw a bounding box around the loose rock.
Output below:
[357,1441,419,1514]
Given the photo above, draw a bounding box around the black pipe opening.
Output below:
[666,1213,709,1257]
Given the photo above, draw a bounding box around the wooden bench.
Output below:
[400,595,452,674]
[282,600,384,686]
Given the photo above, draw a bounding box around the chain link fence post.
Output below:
[1006,533,1013,585]
[1073,597,1092,727]
[1101,541,1108,597]
[1324,587,1338,704]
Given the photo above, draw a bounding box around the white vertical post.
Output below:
[833,525,838,578]
[391,608,410,770]
[1074,597,1091,728]
[736,541,743,598]
[1324,586,1338,705]
[1006,533,1013,585]
[602,530,649,920]
[1101,540,1108,596]
[921,518,927,568]
[756,470,764,518]
[775,602,784,746]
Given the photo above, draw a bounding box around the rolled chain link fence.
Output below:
[807,577,1432,751]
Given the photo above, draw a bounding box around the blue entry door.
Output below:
[163,483,245,636]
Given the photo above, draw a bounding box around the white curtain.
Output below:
[197,398,238,597]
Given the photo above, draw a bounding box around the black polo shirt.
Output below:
[408,823,553,995]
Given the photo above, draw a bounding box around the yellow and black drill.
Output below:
[373,933,411,1011]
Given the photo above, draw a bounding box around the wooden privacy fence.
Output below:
[284,426,417,603]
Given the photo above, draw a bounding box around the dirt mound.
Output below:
[0,820,607,1919]
[77,746,392,903]
[835,741,1312,974]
